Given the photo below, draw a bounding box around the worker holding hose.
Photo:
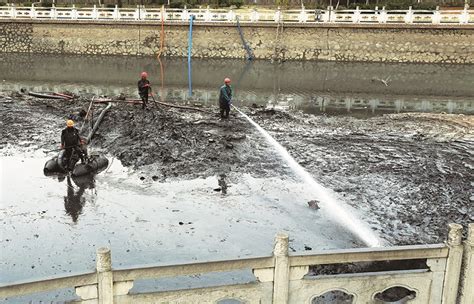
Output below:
[219,78,233,119]
[138,72,151,110]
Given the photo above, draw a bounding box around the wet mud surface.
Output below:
[1,91,473,286]
[251,109,473,244]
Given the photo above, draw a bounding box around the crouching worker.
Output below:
[61,120,87,170]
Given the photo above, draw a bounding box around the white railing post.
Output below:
[96,247,113,304]
[10,4,16,19]
[142,5,147,20]
[30,4,36,19]
[227,9,235,22]
[404,6,414,23]
[432,6,441,24]
[92,5,98,20]
[459,4,469,24]
[298,5,308,23]
[204,5,212,22]
[50,4,57,19]
[113,5,119,21]
[274,7,282,23]
[378,6,388,23]
[71,4,78,20]
[181,6,189,22]
[460,223,474,304]
[323,6,334,22]
[272,233,289,304]
[251,8,259,22]
[442,223,464,304]
[353,6,361,23]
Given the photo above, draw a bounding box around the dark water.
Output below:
[1,54,473,115]
[0,153,358,286]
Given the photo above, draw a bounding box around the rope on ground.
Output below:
[154,100,211,113]
[80,96,95,133]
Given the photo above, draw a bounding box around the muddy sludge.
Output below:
[1,91,473,248]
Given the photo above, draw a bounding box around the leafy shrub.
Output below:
[412,2,438,10]
[231,0,243,8]
[442,1,465,7]
[169,0,186,8]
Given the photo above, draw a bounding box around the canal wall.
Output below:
[1,20,474,63]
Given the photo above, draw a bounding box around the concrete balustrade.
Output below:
[0,223,473,303]
[0,5,472,24]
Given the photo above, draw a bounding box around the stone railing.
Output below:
[0,223,473,303]
[0,5,472,24]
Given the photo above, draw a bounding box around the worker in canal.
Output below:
[138,71,151,110]
[61,120,87,170]
[219,77,233,119]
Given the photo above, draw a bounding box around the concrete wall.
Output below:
[1,20,474,63]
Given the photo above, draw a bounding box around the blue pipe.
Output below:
[187,15,194,98]
[236,17,254,61]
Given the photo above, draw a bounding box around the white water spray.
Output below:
[233,106,382,247]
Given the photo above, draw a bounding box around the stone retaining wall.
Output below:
[1,20,473,63]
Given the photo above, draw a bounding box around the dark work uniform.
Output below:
[219,84,232,118]
[138,79,150,109]
[61,127,84,169]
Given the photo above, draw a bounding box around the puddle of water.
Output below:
[0,154,361,284]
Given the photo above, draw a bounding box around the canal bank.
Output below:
[1,19,474,63]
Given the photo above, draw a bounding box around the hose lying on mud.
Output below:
[94,98,210,113]
[86,103,112,144]
[153,100,211,113]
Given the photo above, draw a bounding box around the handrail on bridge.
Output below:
[0,4,472,24]
[1,223,473,303]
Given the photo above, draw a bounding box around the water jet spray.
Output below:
[232,105,383,247]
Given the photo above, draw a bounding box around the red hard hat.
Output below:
[141,72,148,78]
[224,78,231,83]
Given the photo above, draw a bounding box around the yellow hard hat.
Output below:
[66,120,74,127]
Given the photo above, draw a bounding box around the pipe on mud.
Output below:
[86,103,112,144]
